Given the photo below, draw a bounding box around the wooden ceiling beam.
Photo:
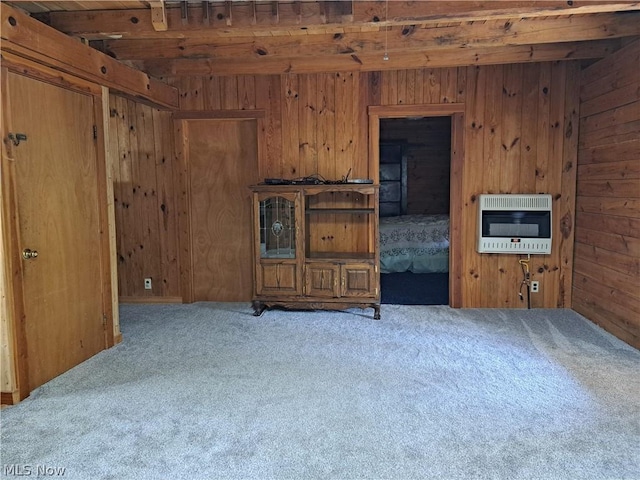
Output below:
[359,1,640,24]
[0,3,178,109]
[140,38,620,77]
[5,1,150,14]
[40,1,640,40]
[100,13,640,61]
[149,0,167,32]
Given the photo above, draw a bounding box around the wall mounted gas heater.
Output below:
[477,194,552,254]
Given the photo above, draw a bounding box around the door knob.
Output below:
[22,248,38,260]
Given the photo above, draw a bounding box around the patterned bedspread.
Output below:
[379,214,450,273]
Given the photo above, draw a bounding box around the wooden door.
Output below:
[7,72,106,390]
[187,120,259,301]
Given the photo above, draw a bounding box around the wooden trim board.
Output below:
[0,3,178,109]
[368,103,465,307]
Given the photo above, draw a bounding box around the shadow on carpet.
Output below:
[381,272,449,305]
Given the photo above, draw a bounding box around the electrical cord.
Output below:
[288,168,353,185]
[263,169,371,185]
[518,255,531,309]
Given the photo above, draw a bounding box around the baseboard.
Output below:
[573,303,640,350]
[1,390,21,406]
[119,296,182,304]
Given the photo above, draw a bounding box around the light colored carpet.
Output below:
[1,304,639,480]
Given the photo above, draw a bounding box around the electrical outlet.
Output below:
[530,281,540,293]
[144,278,152,290]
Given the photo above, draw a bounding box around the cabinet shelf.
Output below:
[307,252,375,261]
[306,208,375,214]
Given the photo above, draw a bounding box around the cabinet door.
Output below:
[255,193,300,261]
[305,263,339,298]
[257,262,301,296]
[341,263,377,298]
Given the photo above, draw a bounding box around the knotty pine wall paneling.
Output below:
[416,62,575,308]
[171,72,372,257]
[574,39,640,348]
[167,61,579,308]
[374,63,579,308]
[109,94,180,301]
[255,76,282,180]
[171,73,371,180]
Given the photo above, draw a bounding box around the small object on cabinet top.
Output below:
[263,178,290,185]
[262,176,373,185]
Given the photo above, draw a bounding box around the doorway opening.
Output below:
[378,116,452,305]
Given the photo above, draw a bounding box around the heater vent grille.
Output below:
[478,238,551,254]
[480,194,552,211]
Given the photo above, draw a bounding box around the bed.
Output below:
[379,214,449,274]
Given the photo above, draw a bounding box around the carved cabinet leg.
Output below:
[252,301,266,316]
[373,305,381,320]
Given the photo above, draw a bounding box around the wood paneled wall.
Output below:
[459,63,580,308]
[169,73,372,181]
[167,62,579,308]
[573,39,640,348]
[108,94,181,301]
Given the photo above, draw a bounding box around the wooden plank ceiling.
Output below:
[6,1,640,76]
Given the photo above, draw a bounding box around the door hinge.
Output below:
[93,125,98,140]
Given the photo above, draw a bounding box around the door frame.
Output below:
[368,103,465,308]
[0,57,117,403]
[173,110,265,303]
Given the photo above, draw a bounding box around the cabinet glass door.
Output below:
[259,196,296,259]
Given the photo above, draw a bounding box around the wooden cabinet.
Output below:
[250,184,380,319]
